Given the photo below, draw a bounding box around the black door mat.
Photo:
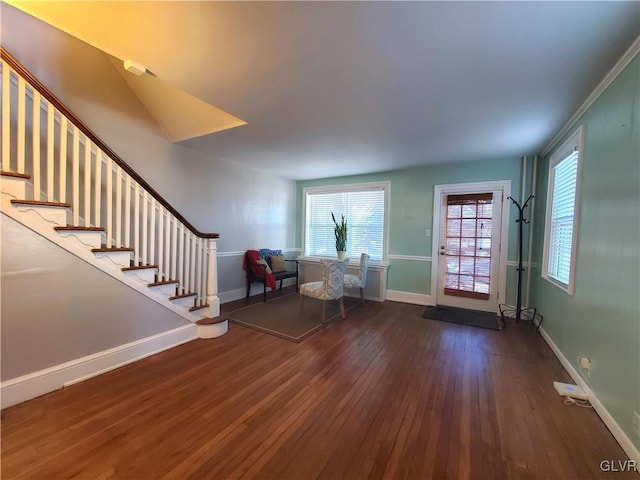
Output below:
[421,305,500,330]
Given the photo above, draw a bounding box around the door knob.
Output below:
[439,251,446,255]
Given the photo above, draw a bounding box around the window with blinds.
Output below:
[542,126,583,294]
[303,183,388,262]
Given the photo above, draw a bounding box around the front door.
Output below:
[434,185,506,312]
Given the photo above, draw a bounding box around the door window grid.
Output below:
[444,194,493,299]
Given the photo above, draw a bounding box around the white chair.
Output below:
[299,258,348,322]
[344,253,370,306]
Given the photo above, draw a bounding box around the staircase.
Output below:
[0,49,226,339]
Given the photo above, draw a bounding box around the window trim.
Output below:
[542,125,584,295]
[301,181,390,264]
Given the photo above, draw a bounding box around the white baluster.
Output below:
[202,239,208,305]
[149,196,156,266]
[190,233,196,299]
[158,206,164,280]
[105,156,112,248]
[46,105,54,201]
[17,77,25,174]
[178,223,185,290]
[164,211,171,280]
[32,90,41,201]
[184,229,191,293]
[2,62,10,171]
[94,149,102,227]
[59,117,67,202]
[84,137,91,226]
[115,165,122,247]
[72,126,80,225]
[206,239,220,318]
[171,216,178,283]
[134,182,140,264]
[141,190,148,265]
[124,175,131,248]
[196,237,203,304]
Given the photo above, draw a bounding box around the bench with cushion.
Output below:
[244,249,299,301]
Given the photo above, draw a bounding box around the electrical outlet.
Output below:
[634,411,640,438]
[578,355,591,377]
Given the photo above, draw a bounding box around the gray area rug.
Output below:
[230,293,359,342]
[421,305,500,331]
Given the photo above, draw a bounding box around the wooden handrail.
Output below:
[1,47,220,239]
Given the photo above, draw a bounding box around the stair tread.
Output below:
[148,279,179,287]
[11,199,71,208]
[91,247,134,252]
[169,292,197,300]
[189,304,210,312]
[122,265,158,272]
[55,226,105,232]
[1,171,31,179]
[196,316,228,325]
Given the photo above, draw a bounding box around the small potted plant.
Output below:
[331,212,347,260]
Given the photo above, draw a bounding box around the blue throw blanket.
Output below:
[258,248,283,259]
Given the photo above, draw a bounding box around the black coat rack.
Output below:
[499,194,543,331]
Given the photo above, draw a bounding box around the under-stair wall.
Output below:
[1,215,196,408]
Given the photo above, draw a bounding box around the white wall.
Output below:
[1,5,298,295]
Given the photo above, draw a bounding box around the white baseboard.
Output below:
[0,324,197,409]
[219,278,298,304]
[540,328,640,464]
[219,287,248,304]
[386,290,433,306]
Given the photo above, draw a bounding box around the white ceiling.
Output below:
[6,1,640,180]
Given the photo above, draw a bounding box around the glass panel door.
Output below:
[443,193,493,300]
[435,187,504,313]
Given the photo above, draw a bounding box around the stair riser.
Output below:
[171,296,197,308]
[94,251,133,268]
[122,269,157,284]
[57,231,103,250]
[1,177,27,199]
[10,202,68,226]
[149,284,178,296]
[187,309,208,322]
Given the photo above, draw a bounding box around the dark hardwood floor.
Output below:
[1,290,634,479]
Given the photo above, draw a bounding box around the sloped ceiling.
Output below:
[5,1,640,180]
[112,58,246,143]
[7,0,247,143]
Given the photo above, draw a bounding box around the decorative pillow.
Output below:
[256,258,272,274]
[270,254,286,273]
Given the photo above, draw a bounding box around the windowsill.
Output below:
[296,255,389,270]
[541,273,574,295]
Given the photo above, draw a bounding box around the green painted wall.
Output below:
[530,55,639,448]
[387,259,432,294]
[296,157,532,304]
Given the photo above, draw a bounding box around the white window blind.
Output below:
[304,185,386,262]
[548,151,578,285]
[543,125,583,294]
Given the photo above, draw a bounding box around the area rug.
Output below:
[421,305,500,331]
[229,293,359,342]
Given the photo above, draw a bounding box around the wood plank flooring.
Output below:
[1,292,634,479]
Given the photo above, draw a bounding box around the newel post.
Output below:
[205,238,221,319]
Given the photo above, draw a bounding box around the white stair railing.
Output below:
[1,54,219,318]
